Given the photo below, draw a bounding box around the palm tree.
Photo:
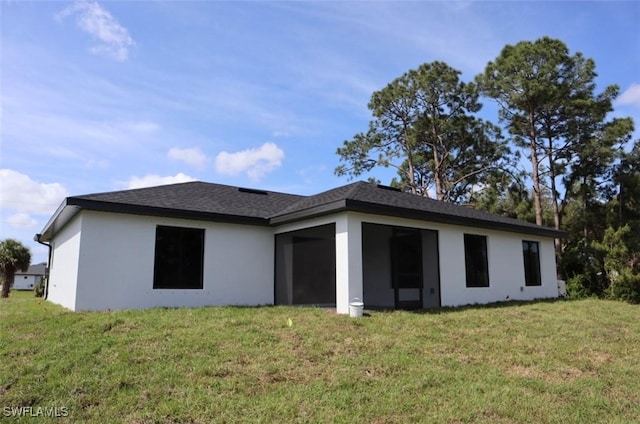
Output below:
[0,239,32,298]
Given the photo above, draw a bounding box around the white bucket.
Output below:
[349,298,364,318]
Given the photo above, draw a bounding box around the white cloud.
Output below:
[56,0,135,61]
[0,169,69,215]
[168,147,208,169]
[214,142,285,181]
[7,213,39,230]
[617,84,640,107]
[126,173,196,189]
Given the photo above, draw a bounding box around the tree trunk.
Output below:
[1,269,14,298]
[404,125,418,195]
[406,151,417,195]
[547,138,563,278]
[529,111,544,226]
[433,150,444,200]
[551,189,564,279]
[430,117,445,201]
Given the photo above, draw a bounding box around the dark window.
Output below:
[391,229,422,289]
[464,234,489,287]
[522,240,542,286]
[153,226,204,289]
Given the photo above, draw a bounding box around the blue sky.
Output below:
[1,0,639,264]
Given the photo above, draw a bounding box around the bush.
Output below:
[567,274,593,299]
[608,269,640,304]
[34,276,45,298]
[566,269,609,299]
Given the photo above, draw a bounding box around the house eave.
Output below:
[38,198,81,242]
[40,184,565,241]
[38,197,270,242]
[270,199,565,238]
[269,200,349,225]
[347,200,565,238]
[67,198,270,226]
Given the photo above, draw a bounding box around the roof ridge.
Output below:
[74,181,306,200]
[268,181,364,218]
[268,193,312,217]
[74,180,204,199]
[344,181,368,200]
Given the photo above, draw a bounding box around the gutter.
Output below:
[33,234,52,300]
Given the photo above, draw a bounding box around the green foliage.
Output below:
[613,141,640,245]
[334,37,638,304]
[608,269,640,304]
[2,292,640,423]
[591,225,640,303]
[336,61,513,203]
[478,37,580,130]
[565,222,640,303]
[565,274,588,299]
[566,273,603,299]
[34,276,45,298]
[0,238,31,298]
[472,182,558,225]
[477,36,632,232]
[0,239,31,272]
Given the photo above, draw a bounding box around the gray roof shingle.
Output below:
[73,181,303,220]
[15,262,47,276]
[38,180,564,240]
[271,181,563,237]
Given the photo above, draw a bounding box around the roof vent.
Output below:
[377,184,401,192]
[238,187,268,195]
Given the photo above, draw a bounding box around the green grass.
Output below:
[1,291,639,423]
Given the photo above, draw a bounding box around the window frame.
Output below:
[153,225,205,290]
[464,233,490,288]
[522,240,542,286]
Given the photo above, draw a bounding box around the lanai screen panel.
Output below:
[275,224,336,306]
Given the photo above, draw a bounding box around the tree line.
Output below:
[336,37,639,303]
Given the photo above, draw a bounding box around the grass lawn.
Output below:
[1,291,639,423]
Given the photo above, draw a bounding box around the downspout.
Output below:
[34,234,52,300]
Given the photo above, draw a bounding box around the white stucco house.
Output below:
[13,262,47,291]
[36,181,564,314]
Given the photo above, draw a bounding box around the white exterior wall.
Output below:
[47,208,558,313]
[437,226,557,306]
[13,275,38,290]
[340,213,558,308]
[276,211,557,312]
[47,214,82,310]
[335,214,363,314]
[53,211,274,311]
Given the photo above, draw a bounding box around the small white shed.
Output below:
[13,263,47,290]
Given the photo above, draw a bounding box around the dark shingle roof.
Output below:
[72,181,303,220]
[271,181,563,237]
[38,182,303,240]
[15,262,47,276]
[38,180,564,241]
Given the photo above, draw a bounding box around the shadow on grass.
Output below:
[365,296,578,316]
[154,297,580,318]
